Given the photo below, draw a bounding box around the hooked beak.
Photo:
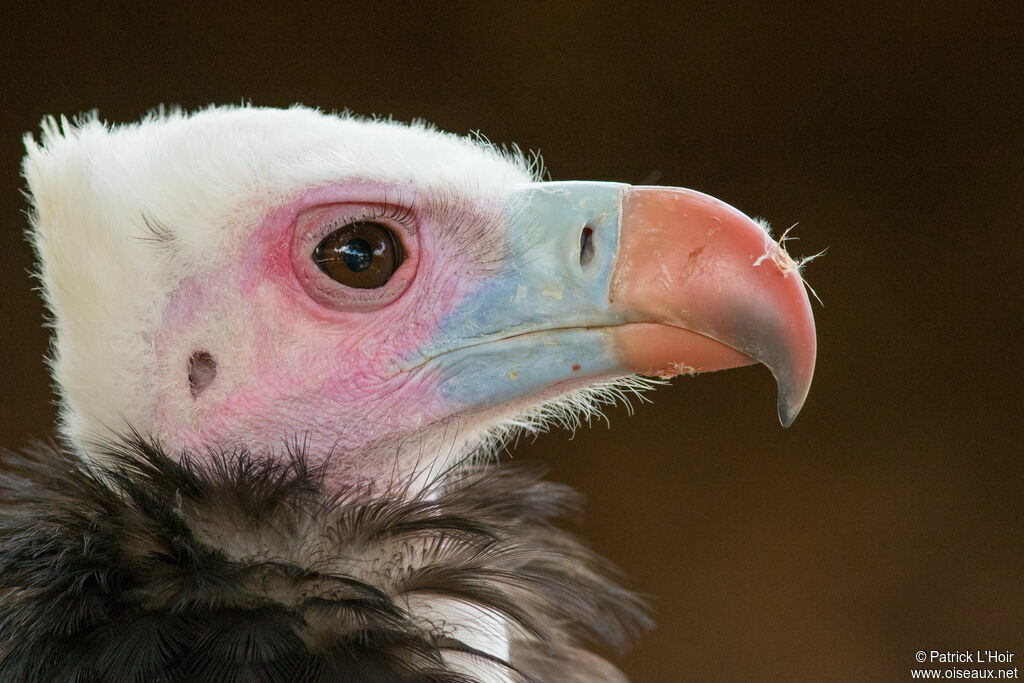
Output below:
[418,182,816,426]
[612,186,816,426]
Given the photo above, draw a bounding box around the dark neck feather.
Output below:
[0,435,648,682]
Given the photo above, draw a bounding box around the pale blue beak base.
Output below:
[414,182,632,411]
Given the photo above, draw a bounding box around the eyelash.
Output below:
[309,202,418,242]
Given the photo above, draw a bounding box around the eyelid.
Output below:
[306,202,418,242]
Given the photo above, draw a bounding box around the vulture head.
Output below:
[3,106,815,681]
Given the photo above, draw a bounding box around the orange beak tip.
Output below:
[615,186,817,427]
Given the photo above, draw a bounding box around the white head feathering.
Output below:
[23,105,536,456]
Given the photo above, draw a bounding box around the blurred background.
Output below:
[1,4,1020,681]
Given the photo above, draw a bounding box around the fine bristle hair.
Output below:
[752,217,824,305]
[467,376,664,469]
[0,433,650,682]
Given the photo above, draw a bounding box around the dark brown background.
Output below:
[2,4,1021,681]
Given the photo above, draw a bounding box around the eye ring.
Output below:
[313,221,406,289]
[291,201,420,313]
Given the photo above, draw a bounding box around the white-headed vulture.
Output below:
[0,106,816,682]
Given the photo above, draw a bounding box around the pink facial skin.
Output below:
[152,181,498,484]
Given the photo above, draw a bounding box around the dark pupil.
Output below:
[313,221,406,289]
[341,238,373,272]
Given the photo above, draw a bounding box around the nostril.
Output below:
[579,226,594,267]
[188,351,217,398]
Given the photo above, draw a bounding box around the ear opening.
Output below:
[188,351,217,398]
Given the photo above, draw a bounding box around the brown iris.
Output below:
[312,221,406,289]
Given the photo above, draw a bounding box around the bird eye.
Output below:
[313,222,406,289]
[292,201,419,313]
